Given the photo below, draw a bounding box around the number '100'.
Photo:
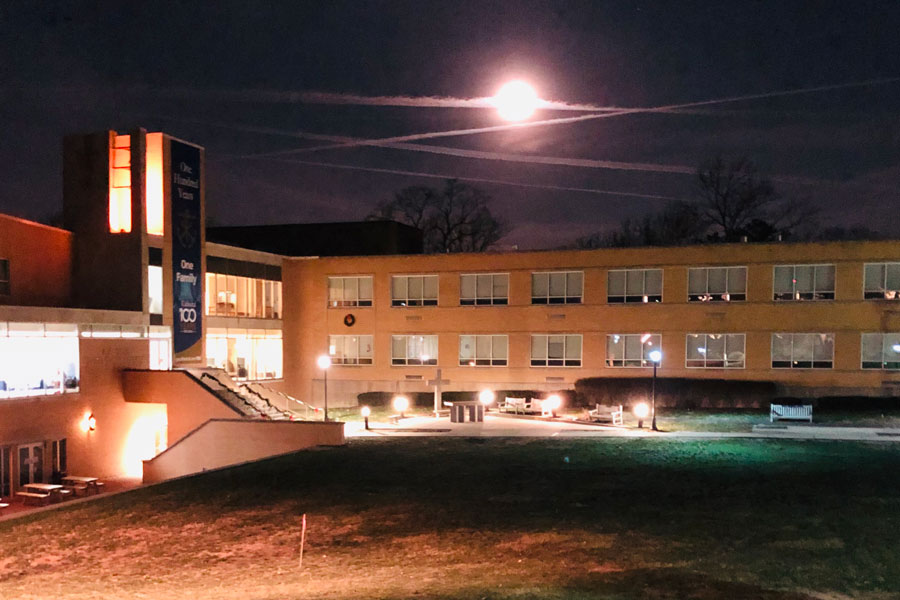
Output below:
[179,308,197,323]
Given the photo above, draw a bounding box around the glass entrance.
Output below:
[18,443,43,486]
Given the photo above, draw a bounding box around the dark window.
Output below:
[0,259,9,295]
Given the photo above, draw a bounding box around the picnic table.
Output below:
[19,483,67,505]
[62,476,103,496]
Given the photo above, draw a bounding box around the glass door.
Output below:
[18,443,43,486]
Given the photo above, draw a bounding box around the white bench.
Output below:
[770,404,813,422]
[589,404,624,426]
[500,397,531,414]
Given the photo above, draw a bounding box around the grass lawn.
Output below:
[2,438,899,599]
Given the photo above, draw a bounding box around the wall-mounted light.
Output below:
[80,412,97,432]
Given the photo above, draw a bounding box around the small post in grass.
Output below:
[361,405,371,430]
[299,513,307,568]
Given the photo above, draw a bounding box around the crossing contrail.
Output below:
[264,157,681,200]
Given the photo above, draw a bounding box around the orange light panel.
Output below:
[109,134,132,233]
[145,132,164,236]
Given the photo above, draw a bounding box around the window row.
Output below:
[324,332,900,371]
[205,273,283,319]
[328,263,900,307]
[0,323,80,399]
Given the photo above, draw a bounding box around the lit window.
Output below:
[392,275,438,307]
[864,263,900,300]
[531,334,582,367]
[861,333,900,370]
[771,333,834,369]
[391,335,438,365]
[532,271,583,304]
[0,259,8,295]
[607,269,662,303]
[686,333,745,368]
[109,134,132,233]
[205,328,282,380]
[0,322,80,399]
[459,335,508,366]
[606,334,661,367]
[329,335,374,365]
[460,273,508,305]
[328,276,373,308]
[688,267,746,302]
[149,326,171,370]
[773,265,835,301]
[148,265,163,315]
[145,132,164,236]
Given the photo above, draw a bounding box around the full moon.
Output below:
[492,80,539,121]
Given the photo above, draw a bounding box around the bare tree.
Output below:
[695,156,813,241]
[370,179,504,253]
[576,201,705,248]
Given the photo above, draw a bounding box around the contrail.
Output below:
[263,157,680,201]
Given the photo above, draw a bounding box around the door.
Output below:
[18,443,43,487]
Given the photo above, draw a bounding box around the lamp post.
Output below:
[648,349,662,431]
[361,405,371,430]
[317,354,331,421]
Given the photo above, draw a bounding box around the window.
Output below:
[773,265,835,300]
[149,326,171,370]
[686,334,746,368]
[688,267,746,302]
[606,334,661,367]
[460,273,508,305]
[329,335,374,365]
[51,438,67,476]
[391,335,438,365]
[459,335,508,366]
[205,328,283,380]
[0,322,80,398]
[0,259,8,295]
[771,333,834,369]
[328,276,373,308]
[532,271,583,304]
[864,263,900,300]
[148,265,163,314]
[607,269,662,303]
[861,333,900,370]
[530,334,582,367]
[0,446,10,497]
[145,132,164,236]
[392,275,438,307]
[109,134,132,233]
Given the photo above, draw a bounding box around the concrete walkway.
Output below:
[344,413,900,442]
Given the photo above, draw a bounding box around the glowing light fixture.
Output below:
[892,343,900,354]
[649,350,662,364]
[478,389,495,406]
[393,395,409,418]
[80,412,97,432]
[640,333,652,344]
[361,405,371,430]
[633,402,650,419]
[317,354,331,421]
[544,394,562,417]
[492,80,539,121]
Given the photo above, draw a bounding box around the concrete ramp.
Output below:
[142,418,344,483]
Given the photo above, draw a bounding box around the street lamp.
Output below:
[648,349,662,431]
[317,354,331,421]
[361,405,371,430]
[393,395,409,419]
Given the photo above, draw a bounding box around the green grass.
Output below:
[2,438,899,599]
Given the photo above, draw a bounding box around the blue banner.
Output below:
[170,140,203,361]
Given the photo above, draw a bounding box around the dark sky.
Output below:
[1,1,898,248]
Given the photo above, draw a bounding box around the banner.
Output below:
[170,140,203,362]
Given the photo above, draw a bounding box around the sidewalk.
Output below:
[344,413,900,442]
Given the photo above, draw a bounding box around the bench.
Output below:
[770,404,813,423]
[17,492,50,506]
[0,502,9,514]
[500,397,531,414]
[589,404,624,426]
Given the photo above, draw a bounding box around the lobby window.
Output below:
[109,134,132,233]
[329,335,374,365]
[771,333,834,369]
[149,326,171,371]
[864,263,900,300]
[532,271,583,304]
[686,333,745,368]
[328,276,373,308]
[0,259,8,295]
[531,334,582,367]
[391,335,438,365]
[773,265,835,301]
[607,269,662,303]
[460,273,508,305]
[688,267,746,302]
[207,272,282,318]
[861,333,900,370]
[0,322,79,399]
[459,335,508,366]
[206,328,282,380]
[606,334,661,367]
[392,275,438,307]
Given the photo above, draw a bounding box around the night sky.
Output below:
[1,1,898,249]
